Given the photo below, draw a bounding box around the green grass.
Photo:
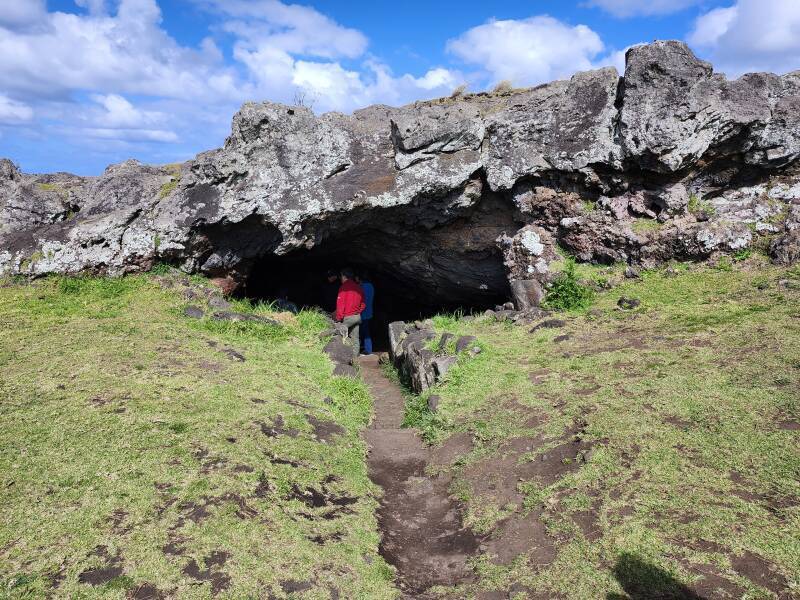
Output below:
[0,274,396,599]
[158,164,182,200]
[688,194,716,217]
[36,182,68,199]
[408,258,800,598]
[631,218,662,234]
[542,259,594,312]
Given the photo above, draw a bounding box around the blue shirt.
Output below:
[361,281,374,320]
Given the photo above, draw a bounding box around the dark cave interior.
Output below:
[243,231,511,351]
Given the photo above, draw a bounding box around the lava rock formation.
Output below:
[2,41,799,308]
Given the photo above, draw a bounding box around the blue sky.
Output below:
[2,0,799,175]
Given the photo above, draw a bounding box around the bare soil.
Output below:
[359,355,480,597]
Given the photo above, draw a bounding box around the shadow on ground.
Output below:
[608,553,704,600]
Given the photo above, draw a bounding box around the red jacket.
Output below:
[335,280,365,321]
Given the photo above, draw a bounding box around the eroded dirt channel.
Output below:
[359,355,480,598]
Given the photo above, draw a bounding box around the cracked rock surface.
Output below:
[2,41,799,306]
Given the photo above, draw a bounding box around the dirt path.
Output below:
[359,355,479,598]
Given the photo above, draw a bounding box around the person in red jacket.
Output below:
[335,267,365,354]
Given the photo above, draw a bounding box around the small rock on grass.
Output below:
[529,319,566,333]
[624,266,640,279]
[778,279,800,290]
[333,363,358,378]
[427,395,441,412]
[208,295,232,310]
[212,311,279,325]
[617,297,641,310]
[222,348,245,362]
[184,305,204,319]
[455,335,477,354]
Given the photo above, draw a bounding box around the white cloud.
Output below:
[0,0,239,101]
[208,0,368,60]
[0,95,34,123]
[212,1,460,112]
[83,127,178,142]
[688,6,738,47]
[0,0,47,28]
[688,0,800,75]
[233,42,459,113]
[87,94,176,143]
[446,16,605,87]
[586,0,702,18]
[74,0,108,16]
[600,49,629,74]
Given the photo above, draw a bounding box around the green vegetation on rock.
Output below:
[542,259,594,312]
[688,193,716,217]
[631,217,662,234]
[158,164,182,200]
[37,182,68,199]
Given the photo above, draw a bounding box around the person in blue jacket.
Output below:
[356,271,375,355]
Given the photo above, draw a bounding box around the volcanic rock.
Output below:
[2,41,799,309]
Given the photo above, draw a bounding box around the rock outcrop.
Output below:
[387,321,481,393]
[2,41,799,308]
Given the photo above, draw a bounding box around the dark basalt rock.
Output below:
[183,305,204,319]
[323,336,357,378]
[624,266,640,279]
[529,319,566,333]
[455,335,477,354]
[617,297,641,310]
[2,41,799,309]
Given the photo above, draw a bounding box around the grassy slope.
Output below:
[0,275,396,599]
[410,259,800,598]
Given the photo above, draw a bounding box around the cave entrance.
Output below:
[243,226,512,351]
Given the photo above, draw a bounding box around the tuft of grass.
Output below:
[733,247,752,262]
[632,218,662,234]
[158,164,182,199]
[542,259,594,312]
[688,193,716,217]
[450,83,468,98]
[492,80,514,94]
[37,182,68,199]
[149,262,173,275]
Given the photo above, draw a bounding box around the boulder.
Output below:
[324,337,357,378]
[771,230,800,265]
[510,279,544,311]
[388,321,408,361]
[432,356,458,378]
